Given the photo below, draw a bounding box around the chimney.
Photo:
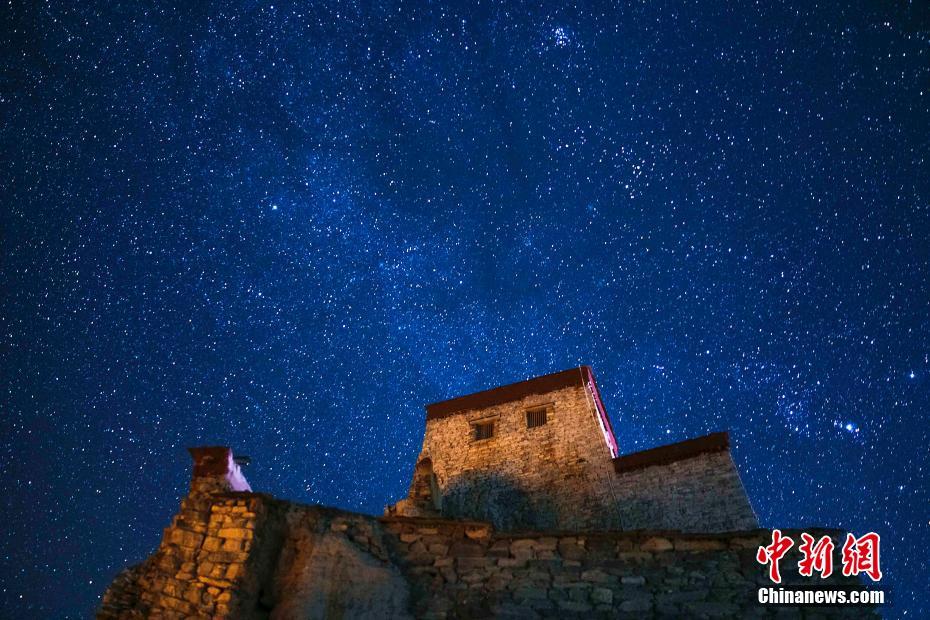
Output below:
[187,446,252,495]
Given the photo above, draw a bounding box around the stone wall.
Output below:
[99,493,414,618]
[100,490,878,618]
[99,450,411,619]
[98,453,278,619]
[406,383,620,531]
[611,444,759,533]
[381,518,877,619]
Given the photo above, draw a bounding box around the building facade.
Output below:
[387,366,758,533]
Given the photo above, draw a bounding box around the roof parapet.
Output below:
[426,366,591,420]
[612,431,730,474]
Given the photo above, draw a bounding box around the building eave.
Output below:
[612,431,730,474]
[425,367,589,420]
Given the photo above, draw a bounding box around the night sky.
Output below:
[1,1,928,617]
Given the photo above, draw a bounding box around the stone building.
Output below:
[387,366,758,534]
[98,368,879,619]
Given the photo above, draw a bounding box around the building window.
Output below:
[526,406,548,428]
[473,421,495,441]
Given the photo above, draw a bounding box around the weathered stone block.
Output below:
[675,538,726,552]
[449,541,484,557]
[683,601,740,617]
[619,596,653,613]
[557,541,585,561]
[464,525,491,540]
[558,599,593,612]
[641,537,673,552]
[580,569,610,583]
[456,557,493,570]
[497,557,527,568]
[590,587,613,605]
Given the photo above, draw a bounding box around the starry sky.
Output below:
[1,1,928,617]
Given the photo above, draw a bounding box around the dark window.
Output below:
[526,407,548,428]
[473,421,495,441]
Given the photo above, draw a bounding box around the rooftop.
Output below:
[612,431,730,473]
[425,366,592,420]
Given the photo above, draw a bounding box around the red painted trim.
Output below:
[582,366,619,458]
[188,446,233,476]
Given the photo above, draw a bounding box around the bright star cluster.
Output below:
[1,2,927,617]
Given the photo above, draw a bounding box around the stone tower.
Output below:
[388,366,623,530]
[388,366,758,533]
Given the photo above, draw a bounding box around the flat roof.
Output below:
[426,366,591,420]
[612,431,730,473]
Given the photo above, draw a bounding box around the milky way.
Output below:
[1,2,928,617]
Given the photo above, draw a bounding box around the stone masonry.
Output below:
[388,368,621,531]
[99,368,879,617]
[388,367,758,533]
[99,448,411,619]
[99,448,878,618]
[612,436,759,532]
